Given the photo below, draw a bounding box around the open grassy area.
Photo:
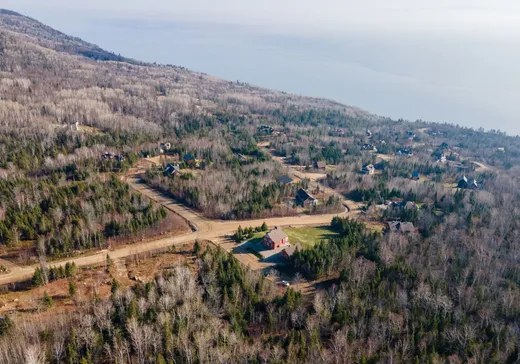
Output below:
[284,226,338,249]
[245,232,267,245]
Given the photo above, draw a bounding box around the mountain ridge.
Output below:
[0,8,141,64]
[0,8,377,120]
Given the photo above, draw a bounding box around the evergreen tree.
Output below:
[111,278,120,294]
[43,291,53,308]
[68,279,76,297]
[31,267,44,287]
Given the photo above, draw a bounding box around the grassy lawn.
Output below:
[284,226,338,249]
[243,232,266,245]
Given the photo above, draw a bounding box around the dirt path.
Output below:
[472,161,495,173]
[0,165,349,285]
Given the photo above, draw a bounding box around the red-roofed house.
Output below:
[263,227,289,250]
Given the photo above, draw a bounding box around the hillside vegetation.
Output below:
[0,9,519,364]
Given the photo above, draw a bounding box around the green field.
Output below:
[246,232,267,245]
[284,226,338,249]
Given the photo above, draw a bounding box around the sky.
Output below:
[3,0,520,135]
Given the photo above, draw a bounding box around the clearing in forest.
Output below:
[284,226,339,249]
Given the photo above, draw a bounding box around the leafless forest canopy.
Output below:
[0,9,519,364]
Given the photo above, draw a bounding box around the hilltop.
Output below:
[0,8,137,63]
[0,8,375,120]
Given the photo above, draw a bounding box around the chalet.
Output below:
[401,201,418,211]
[183,153,200,168]
[411,171,420,180]
[407,131,416,139]
[440,142,449,150]
[257,125,274,134]
[362,144,378,152]
[277,175,294,185]
[102,152,124,161]
[338,128,345,136]
[386,221,415,234]
[184,153,195,162]
[159,142,172,153]
[263,227,289,250]
[282,243,303,260]
[438,153,447,163]
[389,200,418,211]
[164,164,181,176]
[458,176,478,189]
[361,164,375,175]
[366,129,372,137]
[296,189,318,207]
[314,161,326,170]
[70,121,79,131]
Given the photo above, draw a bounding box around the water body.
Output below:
[15,10,520,135]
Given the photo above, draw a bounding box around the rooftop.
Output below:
[266,227,288,243]
[282,243,303,257]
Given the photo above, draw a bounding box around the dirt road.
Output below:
[0,169,348,285]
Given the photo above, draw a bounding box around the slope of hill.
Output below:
[0,8,376,121]
[0,9,137,63]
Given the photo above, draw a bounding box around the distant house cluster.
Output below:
[296,189,318,207]
[103,152,124,162]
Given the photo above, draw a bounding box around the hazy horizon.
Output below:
[3,1,520,135]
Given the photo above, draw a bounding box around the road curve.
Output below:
[0,173,348,285]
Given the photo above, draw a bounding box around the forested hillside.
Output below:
[0,8,519,364]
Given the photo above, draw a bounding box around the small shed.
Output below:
[314,161,326,170]
[282,243,303,260]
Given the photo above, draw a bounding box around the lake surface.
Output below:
[23,11,520,135]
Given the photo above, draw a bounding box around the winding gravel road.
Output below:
[0,169,348,285]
